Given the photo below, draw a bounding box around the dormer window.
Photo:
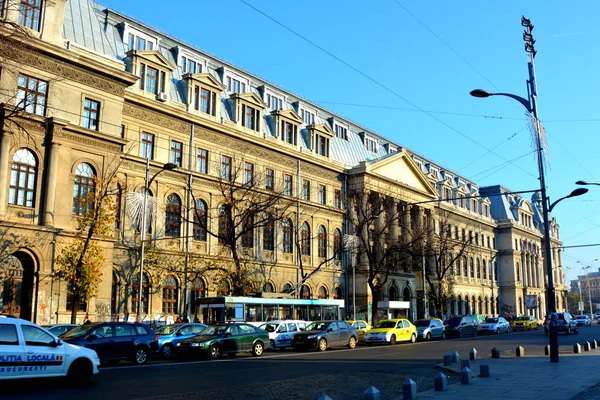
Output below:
[181,56,202,74]
[266,93,282,110]
[18,0,43,31]
[282,121,297,144]
[233,92,266,133]
[308,124,334,158]
[365,137,377,152]
[226,76,246,93]
[243,105,259,130]
[140,64,165,95]
[125,27,157,51]
[272,109,303,147]
[127,49,174,101]
[334,124,348,140]
[301,109,315,125]
[184,73,225,118]
[194,87,216,115]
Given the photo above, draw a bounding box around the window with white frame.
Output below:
[315,135,329,157]
[180,55,203,74]
[266,93,282,110]
[365,137,377,152]
[334,124,348,140]
[301,109,315,125]
[226,75,246,93]
[126,28,157,51]
[139,63,166,95]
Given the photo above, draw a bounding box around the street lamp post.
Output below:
[137,158,177,320]
[470,16,588,363]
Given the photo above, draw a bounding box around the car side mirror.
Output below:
[87,334,98,342]
[52,339,61,347]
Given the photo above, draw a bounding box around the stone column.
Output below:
[0,129,12,219]
[387,197,399,244]
[425,209,436,275]
[42,118,66,226]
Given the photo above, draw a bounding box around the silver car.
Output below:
[477,317,511,335]
[414,319,445,341]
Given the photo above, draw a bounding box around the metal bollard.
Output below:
[491,347,501,358]
[461,358,470,369]
[516,346,525,357]
[402,379,417,400]
[544,345,550,356]
[434,372,448,391]
[317,396,333,400]
[460,367,472,384]
[585,342,591,352]
[592,340,598,349]
[451,351,460,363]
[364,386,380,400]
[443,353,452,366]
[469,348,478,360]
[480,363,490,378]
[574,343,582,354]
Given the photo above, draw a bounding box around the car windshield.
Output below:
[375,321,396,329]
[445,317,461,326]
[414,320,432,327]
[515,317,529,321]
[155,324,180,335]
[59,324,98,339]
[306,322,329,331]
[259,323,278,333]
[485,318,499,323]
[198,325,230,336]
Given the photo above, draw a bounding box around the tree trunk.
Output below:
[370,283,382,326]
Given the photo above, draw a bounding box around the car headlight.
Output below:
[308,334,318,339]
[176,343,181,347]
[190,342,201,347]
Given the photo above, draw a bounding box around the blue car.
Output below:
[155,323,207,358]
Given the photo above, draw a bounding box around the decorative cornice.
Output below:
[123,103,191,134]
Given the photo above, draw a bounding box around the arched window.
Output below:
[110,270,121,314]
[334,286,343,300]
[476,259,481,279]
[318,285,328,299]
[333,229,342,260]
[389,284,398,301]
[457,295,462,314]
[132,272,150,315]
[218,205,230,245]
[263,214,275,251]
[470,258,475,278]
[516,262,521,282]
[403,287,411,302]
[190,277,206,308]
[301,284,311,299]
[471,295,476,314]
[463,256,468,277]
[282,282,293,294]
[482,259,487,279]
[300,222,311,256]
[263,282,274,293]
[282,219,293,253]
[9,148,37,207]
[165,194,181,237]
[478,296,482,314]
[162,275,178,314]
[318,226,327,258]
[193,199,207,241]
[484,296,489,315]
[217,280,231,296]
[241,216,254,248]
[72,163,95,216]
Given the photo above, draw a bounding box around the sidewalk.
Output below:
[393,352,600,400]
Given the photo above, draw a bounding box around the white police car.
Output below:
[0,315,100,382]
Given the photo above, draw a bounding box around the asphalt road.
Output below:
[5,324,600,400]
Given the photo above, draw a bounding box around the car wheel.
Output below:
[252,341,264,357]
[318,338,328,352]
[426,332,432,341]
[67,358,93,386]
[390,335,397,345]
[270,339,275,350]
[348,336,357,349]
[161,344,174,358]
[208,344,222,360]
[410,333,416,343]
[134,347,148,365]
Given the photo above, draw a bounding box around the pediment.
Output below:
[363,150,439,199]
[272,109,304,125]
[183,73,226,91]
[127,50,175,71]
[307,123,334,138]
[232,92,266,109]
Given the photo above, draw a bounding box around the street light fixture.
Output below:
[137,159,177,320]
[549,188,588,212]
[469,16,587,363]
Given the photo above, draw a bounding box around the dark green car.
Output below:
[175,323,269,360]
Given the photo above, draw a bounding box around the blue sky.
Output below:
[100,0,600,286]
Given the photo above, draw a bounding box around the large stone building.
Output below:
[0,0,567,325]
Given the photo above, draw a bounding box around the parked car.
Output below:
[594,313,600,321]
[511,315,538,331]
[364,319,417,345]
[575,315,592,327]
[443,316,478,338]
[543,312,579,335]
[477,317,511,335]
[291,320,358,351]
[60,322,158,365]
[176,323,268,360]
[347,320,372,341]
[42,324,78,336]
[414,318,445,341]
[259,320,308,349]
[155,323,206,357]
[0,315,100,382]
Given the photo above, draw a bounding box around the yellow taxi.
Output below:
[364,318,417,345]
[347,320,372,341]
[511,315,539,331]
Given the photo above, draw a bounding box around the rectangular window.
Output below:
[181,56,202,74]
[317,135,329,157]
[282,121,297,145]
[266,94,281,110]
[145,66,158,94]
[16,74,47,116]
[170,140,182,167]
[194,85,200,110]
[18,0,43,31]
[242,105,259,131]
[319,184,326,205]
[365,137,378,152]
[221,155,232,181]
[199,88,216,116]
[141,133,154,160]
[301,109,314,125]
[226,76,245,93]
[335,124,348,140]
[128,33,154,50]
[334,189,341,208]
[302,180,310,201]
[82,98,100,131]
[120,124,126,138]
[196,148,208,174]
[265,168,274,191]
[244,162,254,185]
[284,174,293,196]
